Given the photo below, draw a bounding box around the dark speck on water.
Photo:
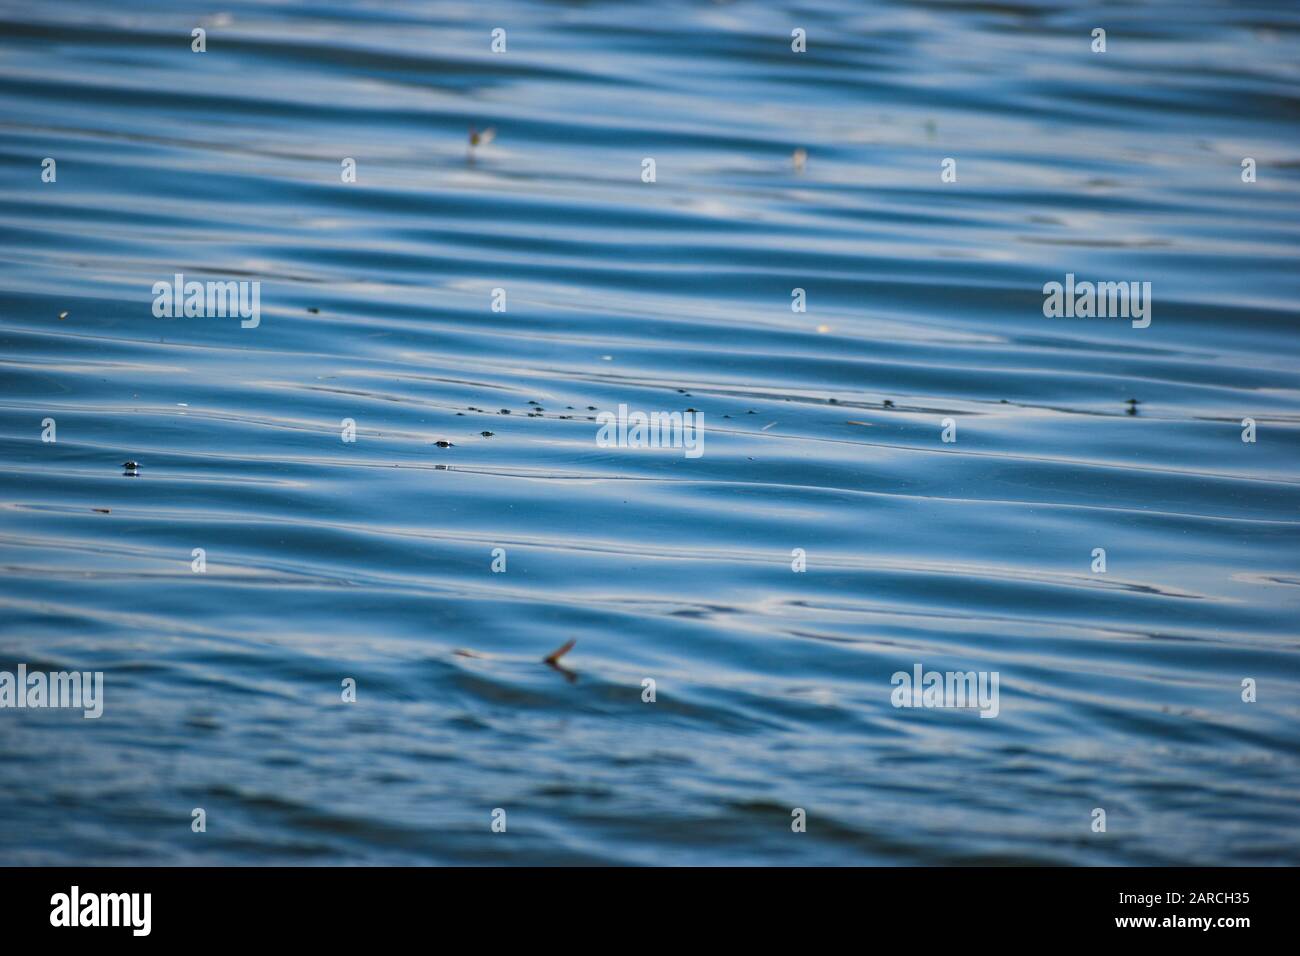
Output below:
[1,0,1297,867]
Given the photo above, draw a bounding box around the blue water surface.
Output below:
[1,0,1299,864]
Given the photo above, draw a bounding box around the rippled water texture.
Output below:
[1,0,1299,865]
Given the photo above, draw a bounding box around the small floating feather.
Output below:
[543,639,576,665]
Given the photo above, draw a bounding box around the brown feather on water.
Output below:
[543,639,576,664]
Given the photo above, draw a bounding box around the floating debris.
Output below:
[92,507,111,514]
[307,307,320,314]
[57,311,68,320]
[543,639,576,665]
[456,640,578,681]
[469,126,496,149]
[481,431,494,437]
[499,409,511,415]
[882,399,894,408]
